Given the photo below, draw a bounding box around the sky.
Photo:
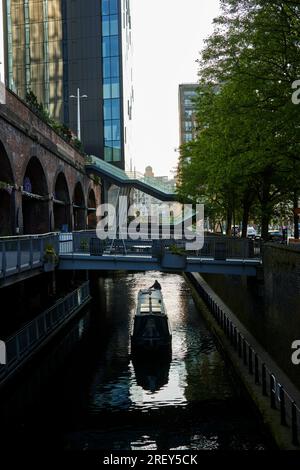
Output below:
[130,0,221,178]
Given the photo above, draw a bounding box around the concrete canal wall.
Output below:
[185,272,300,450]
[201,244,300,392]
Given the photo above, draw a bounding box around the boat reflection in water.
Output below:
[132,354,171,393]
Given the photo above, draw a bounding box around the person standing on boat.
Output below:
[150,280,162,290]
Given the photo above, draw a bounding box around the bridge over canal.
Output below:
[0,232,262,287]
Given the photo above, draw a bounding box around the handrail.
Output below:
[0,232,59,241]
[189,274,300,447]
[59,231,262,260]
[0,233,60,283]
[0,281,90,382]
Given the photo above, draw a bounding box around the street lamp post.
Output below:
[70,88,87,141]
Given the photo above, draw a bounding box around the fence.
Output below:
[188,273,300,447]
[59,230,261,261]
[0,233,59,282]
[0,281,90,383]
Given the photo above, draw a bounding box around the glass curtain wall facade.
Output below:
[5,0,64,122]
[178,84,198,146]
[102,0,122,165]
[4,0,132,168]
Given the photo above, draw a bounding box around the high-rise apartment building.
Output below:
[3,0,133,169]
[178,83,198,146]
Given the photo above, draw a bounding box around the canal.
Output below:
[0,272,274,451]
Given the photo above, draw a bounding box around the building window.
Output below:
[102,0,122,163]
[184,133,193,142]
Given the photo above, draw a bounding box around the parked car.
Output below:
[247,226,257,239]
[268,230,283,243]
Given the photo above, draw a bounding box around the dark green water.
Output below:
[0,272,274,451]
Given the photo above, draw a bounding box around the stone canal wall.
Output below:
[201,244,300,392]
[185,272,300,450]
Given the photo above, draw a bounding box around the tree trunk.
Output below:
[241,203,250,238]
[226,209,232,236]
[261,210,270,241]
[260,171,272,241]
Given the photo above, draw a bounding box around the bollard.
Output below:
[243,339,247,365]
[292,402,299,446]
[233,327,237,350]
[270,374,276,409]
[230,324,234,346]
[255,354,259,384]
[248,347,253,375]
[227,319,230,339]
[238,333,242,358]
[279,385,286,426]
[262,364,267,396]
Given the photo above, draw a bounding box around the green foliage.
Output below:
[73,137,84,151]
[25,90,83,150]
[26,90,51,123]
[93,175,101,186]
[177,0,300,239]
[44,244,59,264]
[169,244,186,256]
[80,239,89,253]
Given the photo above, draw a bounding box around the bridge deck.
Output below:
[85,156,176,201]
[58,252,261,276]
[0,232,262,285]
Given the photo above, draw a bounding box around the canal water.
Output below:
[0,272,274,451]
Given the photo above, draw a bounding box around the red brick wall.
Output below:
[0,89,101,234]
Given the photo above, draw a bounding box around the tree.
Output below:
[177,0,300,239]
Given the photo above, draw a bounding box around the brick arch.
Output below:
[87,187,97,229]
[22,156,50,234]
[0,138,15,235]
[73,180,86,230]
[0,138,15,185]
[53,171,72,232]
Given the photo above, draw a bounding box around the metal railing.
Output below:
[0,233,59,282]
[189,274,300,447]
[59,231,261,261]
[0,281,90,383]
[86,156,175,198]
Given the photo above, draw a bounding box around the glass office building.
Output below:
[102,0,133,168]
[102,0,122,164]
[178,84,198,146]
[4,0,133,169]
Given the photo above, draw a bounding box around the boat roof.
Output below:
[136,289,166,316]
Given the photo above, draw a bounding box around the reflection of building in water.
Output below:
[89,273,132,411]
[0,311,91,419]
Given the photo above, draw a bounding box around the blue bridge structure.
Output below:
[0,231,262,287]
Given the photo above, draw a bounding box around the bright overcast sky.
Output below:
[130,0,221,177]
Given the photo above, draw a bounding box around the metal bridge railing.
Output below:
[0,233,59,282]
[59,231,262,261]
[0,281,90,383]
[189,275,300,447]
